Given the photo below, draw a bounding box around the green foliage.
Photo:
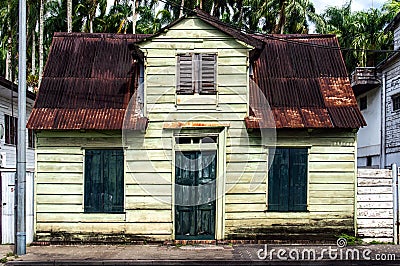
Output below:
[136,6,173,34]
[316,1,394,73]
[27,73,39,89]
[0,0,398,80]
[337,233,363,246]
[368,240,394,245]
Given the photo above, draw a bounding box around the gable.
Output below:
[138,17,255,51]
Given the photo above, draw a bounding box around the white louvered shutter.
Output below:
[177,54,194,94]
[199,54,216,95]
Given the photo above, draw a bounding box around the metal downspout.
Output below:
[381,73,387,168]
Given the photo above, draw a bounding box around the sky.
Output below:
[313,0,387,14]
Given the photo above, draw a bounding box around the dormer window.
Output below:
[177,53,217,95]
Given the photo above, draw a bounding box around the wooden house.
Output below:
[27,10,365,242]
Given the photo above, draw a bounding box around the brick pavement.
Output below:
[4,244,234,265]
[2,244,400,265]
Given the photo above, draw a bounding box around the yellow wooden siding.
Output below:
[224,131,356,238]
[35,130,174,239]
[34,16,357,241]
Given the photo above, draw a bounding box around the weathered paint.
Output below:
[33,16,358,242]
[1,171,34,244]
[357,169,394,243]
[34,128,357,242]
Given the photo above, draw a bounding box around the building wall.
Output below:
[34,18,357,241]
[34,131,130,241]
[356,87,381,168]
[225,130,356,239]
[135,17,253,241]
[34,129,356,241]
[393,24,400,51]
[0,91,35,170]
[383,61,400,167]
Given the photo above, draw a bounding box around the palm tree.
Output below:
[317,1,392,72]
[75,0,107,32]
[136,6,172,33]
[256,0,322,34]
[383,0,400,19]
[352,8,392,67]
[105,0,132,33]
[285,0,323,33]
[0,0,18,81]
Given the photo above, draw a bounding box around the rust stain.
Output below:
[247,34,366,129]
[163,121,230,129]
[27,33,149,130]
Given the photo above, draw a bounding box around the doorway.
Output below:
[174,150,217,240]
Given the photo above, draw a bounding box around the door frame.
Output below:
[172,128,226,240]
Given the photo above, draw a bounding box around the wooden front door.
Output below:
[175,151,217,240]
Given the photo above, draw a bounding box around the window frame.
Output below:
[267,147,309,212]
[176,52,217,95]
[84,148,125,213]
[359,96,367,111]
[28,129,35,148]
[4,114,17,145]
[392,94,400,112]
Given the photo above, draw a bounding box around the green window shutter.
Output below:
[103,149,124,213]
[84,150,103,213]
[288,148,308,211]
[199,54,217,95]
[268,148,289,211]
[268,148,308,212]
[177,54,195,95]
[85,149,124,213]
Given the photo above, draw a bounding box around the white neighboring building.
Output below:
[352,12,400,168]
[351,67,381,168]
[0,76,36,244]
[0,77,36,169]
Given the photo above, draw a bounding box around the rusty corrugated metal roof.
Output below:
[27,33,148,130]
[246,34,366,129]
[28,18,365,131]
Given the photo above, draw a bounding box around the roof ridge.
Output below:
[53,32,151,39]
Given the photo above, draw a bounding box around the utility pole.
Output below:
[15,0,27,255]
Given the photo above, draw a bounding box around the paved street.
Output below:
[2,244,400,265]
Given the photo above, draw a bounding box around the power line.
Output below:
[156,0,399,55]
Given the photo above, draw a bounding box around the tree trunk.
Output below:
[274,0,286,34]
[31,27,36,75]
[89,16,93,33]
[179,0,184,18]
[5,35,12,81]
[67,0,72,32]
[132,0,139,34]
[5,2,12,81]
[199,0,202,9]
[212,1,218,17]
[39,0,44,85]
